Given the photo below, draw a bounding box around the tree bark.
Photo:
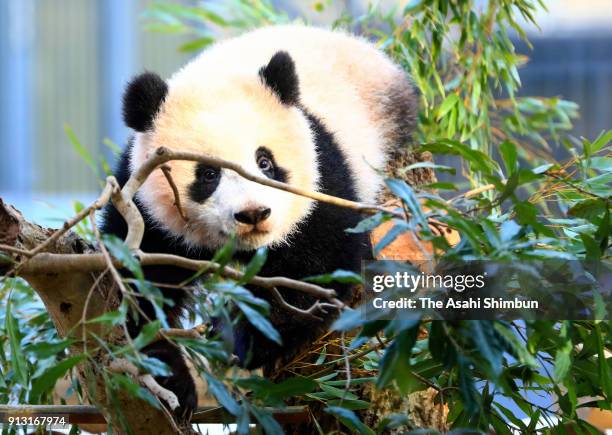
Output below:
[0,199,187,435]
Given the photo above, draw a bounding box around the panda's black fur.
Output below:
[101,50,371,417]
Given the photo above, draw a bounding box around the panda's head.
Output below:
[123,51,319,251]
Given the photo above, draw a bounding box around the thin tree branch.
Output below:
[127,147,403,218]
[90,209,143,352]
[11,252,338,302]
[449,183,496,202]
[26,180,115,259]
[0,244,30,256]
[109,179,146,251]
[160,165,189,223]
[155,325,207,341]
[269,286,340,321]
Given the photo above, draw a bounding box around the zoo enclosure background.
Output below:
[0,0,611,223]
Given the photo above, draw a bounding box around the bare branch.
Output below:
[127,147,403,218]
[109,179,146,251]
[0,244,29,256]
[156,326,206,341]
[449,183,496,202]
[26,179,115,258]
[13,252,338,301]
[270,286,340,321]
[160,165,189,223]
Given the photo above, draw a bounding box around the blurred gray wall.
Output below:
[0,0,611,202]
[0,0,193,196]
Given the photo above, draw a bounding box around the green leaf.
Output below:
[493,323,538,368]
[133,320,161,350]
[251,406,284,435]
[386,179,429,230]
[0,252,14,264]
[401,161,456,175]
[499,140,518,174]
[594,205,610,254]
[375,413,411,432]
[31,355,86,399]
[138,357,170,377]
[332,307,366,331]
[436,94,459,120]
[304,269,362,284]
[587,130,612,155]
[6,295,28,386]
[222,285,270,311]
[595,323,612,400]
[102,235,143,280]
[212,235,236,266]
[420,140,496,175]
[319,384,359,400]
[243,376,317,405]
[377,326,419,390]
[532,163,555,174]
[111,373,161,409]
[235,301,281,344]
[327,399,371,410]
[324,406,375,435]
[239,247,267,284]
[237,376,316,400]
[26,339,74,359]
[346,212,390,233]
[499,220,521,243]
[554,322,572,382]
[468,321,503,378]
[204,373,241,416]
[178,36,214,52]
[580,233,601,262]
[456,354,481,417]
[87,302,128,325]
[374,221,411,257]
[568,199,607,222]
[64,125,100,179]
[424,182,458,191]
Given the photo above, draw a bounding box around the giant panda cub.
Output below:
[101,24,417,415]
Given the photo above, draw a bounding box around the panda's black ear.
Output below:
[259,51,299,106]
[122,72,168,132]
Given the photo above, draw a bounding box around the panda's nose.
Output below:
[234,207,271,225]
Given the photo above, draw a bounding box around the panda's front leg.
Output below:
[230,284,345,373]
[142,339,198,421]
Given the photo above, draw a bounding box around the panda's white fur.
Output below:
[129,24,413,251]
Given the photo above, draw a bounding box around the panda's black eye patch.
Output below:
[189,163,221,203]
[256,153,274,177]
[203,168,220,183]
[256,147,287,182]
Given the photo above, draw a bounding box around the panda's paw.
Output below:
[142,340,198,422]
[156,372,197,422]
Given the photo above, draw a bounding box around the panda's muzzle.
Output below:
[234,207,271,226]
